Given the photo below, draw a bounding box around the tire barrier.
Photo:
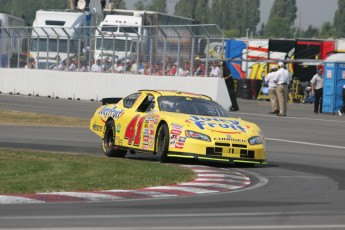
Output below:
[237,79,262,99]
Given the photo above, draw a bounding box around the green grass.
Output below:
[0,109,89,127]
[0,149,196,194]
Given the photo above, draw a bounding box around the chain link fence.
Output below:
[0,24,224,77]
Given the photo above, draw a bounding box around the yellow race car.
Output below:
[90,90,266,165]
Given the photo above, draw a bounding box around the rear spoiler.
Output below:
[101,97,122,105]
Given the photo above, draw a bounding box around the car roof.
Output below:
[138,90,213,101]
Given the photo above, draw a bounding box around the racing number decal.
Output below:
[125,115,146,146]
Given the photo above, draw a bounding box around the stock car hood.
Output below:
[159,111,261,137]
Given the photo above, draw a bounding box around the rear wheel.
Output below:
[156,123,169,163]
[103,120,127,157]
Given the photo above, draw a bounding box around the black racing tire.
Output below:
[103,120,127,158]
[156,123,169,163]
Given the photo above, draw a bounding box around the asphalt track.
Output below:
[0,94,345,229]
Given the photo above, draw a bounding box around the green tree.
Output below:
[299,25,319,38]
[318,22,337,39]
[265,16,294,38]
[194,0,209,24]
[133,1,145,10]
[174,0,197,19]
[210,0,222,26]
[209,0,260,37]
[116,0,126,9]
[146,0,167,13]
[0,0,66,26]
[265,0,297,37]
[334,0,345,37]
[267,0,297,26]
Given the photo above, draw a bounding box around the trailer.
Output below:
[94,9,195,65]
[30,0,103,69]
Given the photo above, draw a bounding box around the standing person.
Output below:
[310,68,324,114]
[265,66,279,114]
[274,62,292,116]
[210,61,221,77]
[339,84,345,116]
[223,61,239,111]
[174,62,184,76]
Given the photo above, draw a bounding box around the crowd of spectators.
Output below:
[50,55,222,77]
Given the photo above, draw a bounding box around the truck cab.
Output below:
[94,13,142,63]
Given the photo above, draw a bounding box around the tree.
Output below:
[265,0,297,37]
[133,1,145,10]
[209,0,260,37]
[146,0,167,13]
[267,0,297,26]
[210,0,222,27]
[299,25,319,38]
[318,22,337,39]
[265,16,294,38]
[334,0,345,37]
[174,0,197,19]
[194,0,209,24]
[0,0,66,26]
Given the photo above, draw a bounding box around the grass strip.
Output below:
[0,109,89,127]
[0,149,196,194]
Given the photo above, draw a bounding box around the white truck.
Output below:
[30,0,104,69]
[94,9,195,64]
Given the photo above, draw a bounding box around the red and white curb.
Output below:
[0,165,251,204]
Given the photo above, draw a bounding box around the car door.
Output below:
[119,92,157,152]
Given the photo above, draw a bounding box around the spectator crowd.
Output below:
[51,55,223,77]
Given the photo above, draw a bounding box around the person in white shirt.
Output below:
[174,62,184,77]
[274,62,292,116]
[113,60,124,73]
[310,68,324,114]
[265,66,279,114]
[209,62,221,77]
[91,59,102,72]
[68,59,77,72]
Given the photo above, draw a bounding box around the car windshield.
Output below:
[158,96,229,117]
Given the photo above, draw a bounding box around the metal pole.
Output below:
[245,28,249,79]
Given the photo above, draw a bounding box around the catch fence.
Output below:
[0,24,224,77]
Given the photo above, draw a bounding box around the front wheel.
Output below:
[156,123,169,163]
[103,120,127,158]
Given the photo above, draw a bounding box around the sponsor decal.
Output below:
[116,124,121,133]
[189,115,247,132]
[231,138,246,143]
[171,129,182,135]
[143,136,149,145]
[175,142,184,149]
[171,134,178,140]
[92,123,103,132]
[178,136,186,143]
[171,123,183,130]
[98,105,124,120]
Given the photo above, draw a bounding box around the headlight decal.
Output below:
[185,130,211,142]
[248,136,263,145]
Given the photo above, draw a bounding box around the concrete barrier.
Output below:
[0,69,231,110]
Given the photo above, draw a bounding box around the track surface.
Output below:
[1,94,345,229]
